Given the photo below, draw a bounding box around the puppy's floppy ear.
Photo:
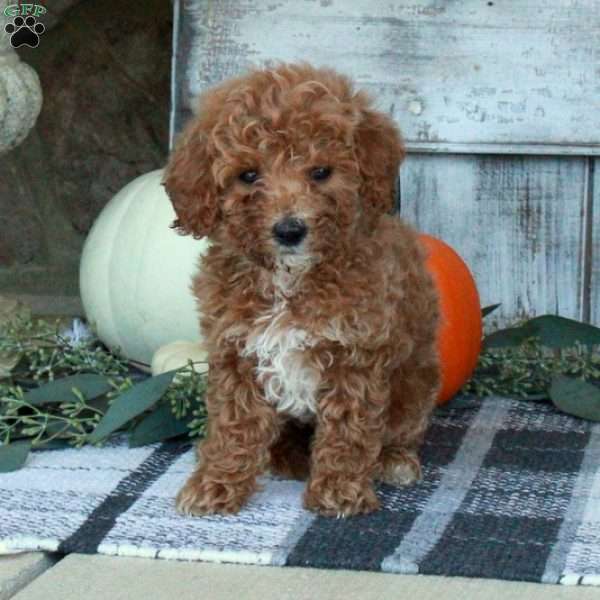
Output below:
[353,99,405,230]
[164,74,252,238]
[163,116,220,239]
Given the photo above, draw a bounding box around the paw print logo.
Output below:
[4,15,45,48]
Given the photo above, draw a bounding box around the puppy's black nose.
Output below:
[272,217,308,247]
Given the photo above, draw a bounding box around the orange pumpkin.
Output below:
[419,234,482,405]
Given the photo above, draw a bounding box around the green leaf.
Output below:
[129,403,190,448]
[23,374,113,406]
[529,315,600,349]
[33,439,72,451]
[43,420,78,437]
[482,303,501,318]
[549,375,600,421]
[0,440,32,472]
[87,370,178,444]
[483,322,537,349]
[483,314,600,350]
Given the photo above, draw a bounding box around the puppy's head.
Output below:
[163,63,404,268]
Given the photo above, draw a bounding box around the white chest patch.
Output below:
[242,304,320,422]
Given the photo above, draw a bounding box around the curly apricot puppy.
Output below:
[164,63,440,518]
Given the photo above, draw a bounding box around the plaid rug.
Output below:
[1,396,599,586]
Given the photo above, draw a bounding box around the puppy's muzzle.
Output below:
[272,216,308,247]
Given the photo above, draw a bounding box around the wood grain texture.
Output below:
[172,1,599,327]
[399,154,588,328]
[589,159,600,325]
[175,0,600,154]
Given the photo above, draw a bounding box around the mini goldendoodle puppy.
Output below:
[164,63,440,517]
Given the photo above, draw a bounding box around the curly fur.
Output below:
[163,63,440,517]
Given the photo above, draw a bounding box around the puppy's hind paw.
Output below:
[378,449,422,487]
[304,476,380,517]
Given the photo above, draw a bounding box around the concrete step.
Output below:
[11,554,600,600]
[0,554,56,600]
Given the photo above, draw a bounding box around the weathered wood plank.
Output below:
[174,0,600,154]
[589,159,600,325]
[401,142,600,157]
[400,155,588,328]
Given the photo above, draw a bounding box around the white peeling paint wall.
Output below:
[171,0,600,328]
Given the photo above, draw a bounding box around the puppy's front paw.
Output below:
[304,475,380,517]
[176,473,254,516]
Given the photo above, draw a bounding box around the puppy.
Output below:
[164,63,440,517]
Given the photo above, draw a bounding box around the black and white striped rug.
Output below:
[1,396,599,586]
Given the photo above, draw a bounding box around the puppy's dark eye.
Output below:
[239,170,259,184]
[310,166,332,182]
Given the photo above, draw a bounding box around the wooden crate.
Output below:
[171,0,600,328]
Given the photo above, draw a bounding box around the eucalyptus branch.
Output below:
[465,339,600,400]
[1,314,209,452]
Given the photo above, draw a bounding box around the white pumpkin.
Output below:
[80,169,210,364]
[151,340,209,377]
[0,16,43,154]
